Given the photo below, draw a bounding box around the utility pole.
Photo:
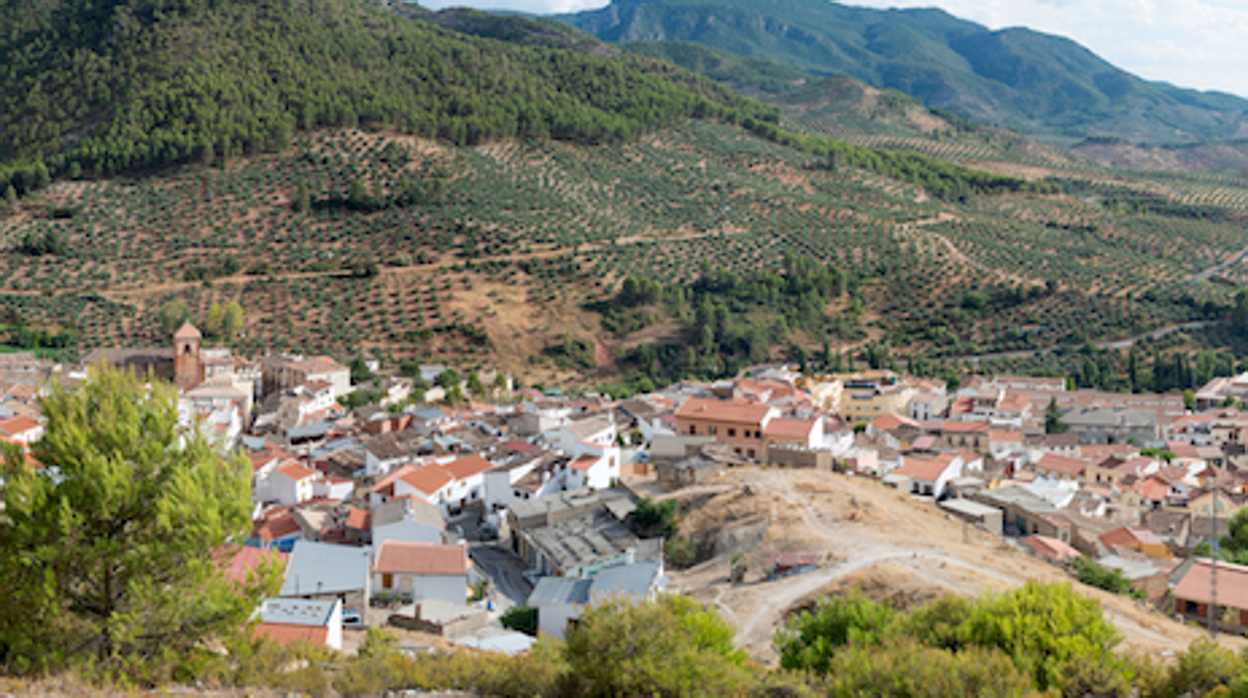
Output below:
[1208,475,1219,639]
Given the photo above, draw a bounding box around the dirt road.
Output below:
[654,467,1244,662]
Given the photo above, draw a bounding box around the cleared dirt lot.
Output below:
[637,466,1245,663]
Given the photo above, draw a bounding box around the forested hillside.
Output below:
[559,0,1248,145]
[0,0,778,198]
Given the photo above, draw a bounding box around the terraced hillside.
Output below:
[2,118,1242,389]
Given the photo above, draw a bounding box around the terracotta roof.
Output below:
[675,397,772,425]
[990,430,1024,442]
[997,395,1030,413]
[1099,526,1163,550]
[398,465,453,497]
[1138,477,1170,502]
[256,514,301,542]
[373,541,467,576]
[306,356,348,374]
[254,623,328,647]
[1035,453,1089,477]
[893,453,957,482]
[276,460,318,481]
[1173,559,1248,609]
[249,445,297,473]
[0,415,39,436]
[941,421,989,433]
[763,417,818,438]
[870,413,921,432]
[371,463,416,495]
[1023,535,1081,563]
[224,547,289,585]
[173,321,202,340]
[1079,444,1139,460]
[503,440,539,454]
[569,454,600,471]
[345,507,371,531]
[300,380,334,393]
[442,454,493,480]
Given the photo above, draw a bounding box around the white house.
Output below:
[255,597,343,651]
[372,495,447,547]
[372,540,468,604]
[440,454,495,513]
[892,453,964,499]
[529,560,665,640]
[558,415,617,453]
[267,462,319,504]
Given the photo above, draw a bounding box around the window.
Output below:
[689,425,697,435]
[1185,600,1199,615]
[747,449,756,459]
[382,573,394,589]
[709,426,718,436]
[728,428,736,437]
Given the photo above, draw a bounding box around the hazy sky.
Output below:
[419,0,1248,98]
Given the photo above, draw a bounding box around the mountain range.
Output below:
[557,0,1248,145]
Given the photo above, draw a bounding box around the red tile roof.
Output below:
[0,415,39,436]
[398,465,454,497]
[373,541,467,576]
[276,460,318,481]
[1023,535,1081,563]
[254,623,329,647]
[224,547,289,585]
[1173,559,1248,609]
[941,420,989,433]
[893,453,957,482]
[255,514,301,542]
[503,440,539,454]
[990,429,1024,442]
[442,454,493,480]
[870,413,921,432]
[764,417,818,438]
[1035,454,1089,477]
[371,464,417,495]
[1138,477,1170,502]
[570,454,600,471]
[345,507,371,531]
[1099,526,1164,550]
[675,397,772,425]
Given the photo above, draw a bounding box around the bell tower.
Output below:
[173,321,203,392]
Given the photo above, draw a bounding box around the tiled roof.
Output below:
[1023,535,1081,562]
[763,417,818,438]
[254,623,328,647]
[569,455,600,471]
[1099,526,1164,550]
[0,415,39,435]
[675,397,772,425]
[398,465,453,497]
[224,546,289,585]
[373,541,467,576]
[893,453,957,482]
[1173,559,1248,609]
[276,460,318,481]
[1035,453,1089,477]
[871,413,921,432]
[345,507,371,531]
[442,454,493,480]
[255,513,301,542]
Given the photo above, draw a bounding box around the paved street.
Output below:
[470,543,533,608]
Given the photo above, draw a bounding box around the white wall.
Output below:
[373,519,443,547]
[373,572,467,604]
[536,602,577,640]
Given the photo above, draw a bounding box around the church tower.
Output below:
[173,322,203,392]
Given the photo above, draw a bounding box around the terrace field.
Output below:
[2,116,1245,389]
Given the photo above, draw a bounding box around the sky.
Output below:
[417,0,1248,98]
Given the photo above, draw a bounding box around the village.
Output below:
[1,321,1247,658]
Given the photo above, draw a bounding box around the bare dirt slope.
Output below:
[644,467,1245,663]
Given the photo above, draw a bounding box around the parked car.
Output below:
[342,608,362,626]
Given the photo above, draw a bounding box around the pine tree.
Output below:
[1045,396,1067,434]
[0,365,280,668]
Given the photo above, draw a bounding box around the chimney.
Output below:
[625,547,635,565]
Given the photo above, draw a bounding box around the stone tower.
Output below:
[173,321,203,392]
